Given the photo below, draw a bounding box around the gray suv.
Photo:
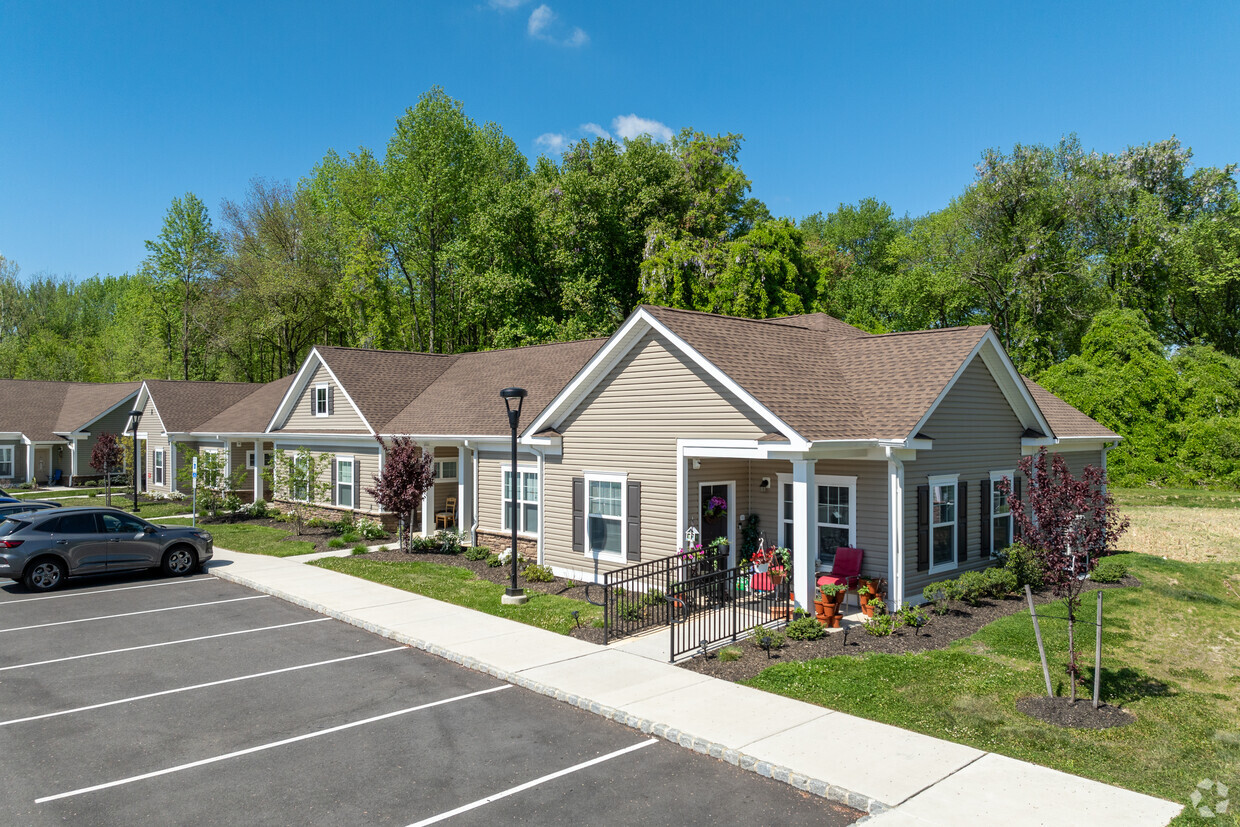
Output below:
[0,507,213,592]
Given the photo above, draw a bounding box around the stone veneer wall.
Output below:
[475,530,537,560]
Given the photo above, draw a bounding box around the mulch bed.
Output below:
[678,575,1142,684]
[1016,696,1136,729]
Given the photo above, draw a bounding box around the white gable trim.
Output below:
[907,330,1052,440]
[525,308,809,449]
[134,382,169,436]
[264,349,374,435]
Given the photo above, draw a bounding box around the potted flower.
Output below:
[817,582,847,627]
[750,546,773,574]
[703,495,727,521]
[864,597,887,619]
[767,546,792,585]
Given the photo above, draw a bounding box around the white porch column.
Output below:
[421,446,435,536]
[791,459,817,610]
[887,450,906,610]
[169,442,178,493]
[253,440,263,502]
[25,442,34,484]
[70,441,79,483]
[457,445,471,542]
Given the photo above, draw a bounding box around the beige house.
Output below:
[0,379,140,486]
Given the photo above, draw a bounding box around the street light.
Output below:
[500,387,528,606]
[126,409,143,512]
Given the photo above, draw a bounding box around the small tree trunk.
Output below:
[1067,602,1077,703]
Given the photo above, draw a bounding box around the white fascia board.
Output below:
[265,433,379,447]
[524,308,809,449]
[69,388,141,433]
[907,330,1052,441]
[0,432,24,440]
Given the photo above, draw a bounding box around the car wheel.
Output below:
[24,557,66,592]
[161,546,198,577]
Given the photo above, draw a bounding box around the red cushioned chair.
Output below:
[816,547,864,608]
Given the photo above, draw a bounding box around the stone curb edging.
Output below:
[208,564,891,817]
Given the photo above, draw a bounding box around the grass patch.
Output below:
[1121,505,1240,565]
[13,487,113,500]
[744,553,1240,823]
[183,522,315,557]
[310,557,603,635]
[119,501,197,519]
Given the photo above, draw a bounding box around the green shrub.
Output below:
[999,542,1045,590]
[351,544,368,555]
[616,603,642,621]
[786,616,827,641]
[247,499,269,518]
[340,531,360,544]
[1091,556,1129,583]
[865,613,899,636]
[463,545,491,561]
[354,517,386,540]
[306,516,331,529]
[954,570,990,606]
[923,580,955,615]
[983,565,1018,597]
[327,537,346,549]
[485,553,503,567]
[88,491,98,498]
[897,604,928,631]
[640,589,665,607]
[523,563,555,582]
[717,646,743,662]
[749,628,786,650]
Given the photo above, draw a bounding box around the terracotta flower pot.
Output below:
[824,614,841,628]
[862,603,875,618]
[769,570,785,586]
[820,603,839,618]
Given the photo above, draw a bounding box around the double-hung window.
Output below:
[502,466,539,534]
[292,452,309,501]
[929,475,958,573]
[435,460,458,480]
[313,383,329,417]
[246,450,273,470]
[336,456,355,508]
[585,473,624,558]
[0,446,13,478]
[990,470,1014,556]
[153,448,165,486]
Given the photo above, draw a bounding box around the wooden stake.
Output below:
[1093,590,1103,709]
[1027,585,1053,698]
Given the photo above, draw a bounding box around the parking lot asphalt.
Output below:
[0,572,861,826]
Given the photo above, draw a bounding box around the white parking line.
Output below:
[35,685,512,804]
[0,618,331,672]
[0,646,407,727]
[406,738,659,826]
[0,577,213,606]
[0,595,268,634]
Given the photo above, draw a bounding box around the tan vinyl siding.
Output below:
[903,355,1025,600]
[477,450,538,537]
[431,447,459,518]
[1054,449,1104,480]
[2,443,26,483]
[278,363,369,432]
[545,330,770,577]
[270,442,382,514]
[77,404,133,482]
[142,398,173,493]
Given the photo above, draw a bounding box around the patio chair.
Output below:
[435,497,457,530]
[817,547,864,609]
[51,469,63,485]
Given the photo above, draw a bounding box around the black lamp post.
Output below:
[500,387,528,606]
[127,409,143,512]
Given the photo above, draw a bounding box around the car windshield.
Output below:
[0,518,29,537]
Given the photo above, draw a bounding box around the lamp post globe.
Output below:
[500,387,528,606]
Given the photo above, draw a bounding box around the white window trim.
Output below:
[435,459,458,481]
[0,445,13,478]
[501,463,539,537]
[291,451,311,502]
[313,383,330,417]
[928,473,959,574]
[989,469,1015,557]
[246,450,274,470]
[814,473,857,566]
[335,455,355,509]
[584,470,627,561]
[153,448,165,486]
[201,447,226,481]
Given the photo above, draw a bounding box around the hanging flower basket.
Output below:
[703,495,727,521]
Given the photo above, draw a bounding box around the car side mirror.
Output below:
[144,526,158,534]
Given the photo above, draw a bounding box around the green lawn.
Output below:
[155,518,316,557]
[744,553,1239,824]
[13,487,111,500]
[311,557,604,635]
[1112,486,1240,510]
[119,501,196,519]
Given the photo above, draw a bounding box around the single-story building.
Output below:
[0,379,140,485]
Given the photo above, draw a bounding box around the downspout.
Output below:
[885,446,906,611]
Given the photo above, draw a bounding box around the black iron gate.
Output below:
[668,564,791,661]
[600,549,728,644]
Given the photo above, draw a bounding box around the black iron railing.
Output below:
[601,549,728,644]
[669,565,791,662]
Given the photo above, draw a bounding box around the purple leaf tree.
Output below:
[998,448,1130,701]
[89,431,125,506]
[365,435,434,553]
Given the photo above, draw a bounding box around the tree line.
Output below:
[2,87,1238,486]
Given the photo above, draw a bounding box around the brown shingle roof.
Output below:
[1022,377,1121,440]
[0,380,139,441]
[383,339,606,435]
[315,347,456,432]
[761,313,873,338]
[642,305,988,441]
[144,380,267,433]
[195,375,297,434]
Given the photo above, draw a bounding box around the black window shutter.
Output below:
[309,388,315,416]
[980,478,991,556]
[626,481,641,562]
[571,477,584,552]
[1013,477,1023,539]
[327,386,334,416]
[916,484,929,572]
[957,480,968,561]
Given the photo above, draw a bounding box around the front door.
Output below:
[36,448,51,484]
[699,482,734,564]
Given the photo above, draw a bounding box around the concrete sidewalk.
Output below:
[205,548,1182,826]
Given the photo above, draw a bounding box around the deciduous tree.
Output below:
[365,435,434,552]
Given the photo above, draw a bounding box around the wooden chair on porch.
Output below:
[435,497,457,530]
[817,547,864,611]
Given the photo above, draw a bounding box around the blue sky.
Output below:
[2,1,1238,280]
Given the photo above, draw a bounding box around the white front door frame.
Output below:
[697,479,737,567]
